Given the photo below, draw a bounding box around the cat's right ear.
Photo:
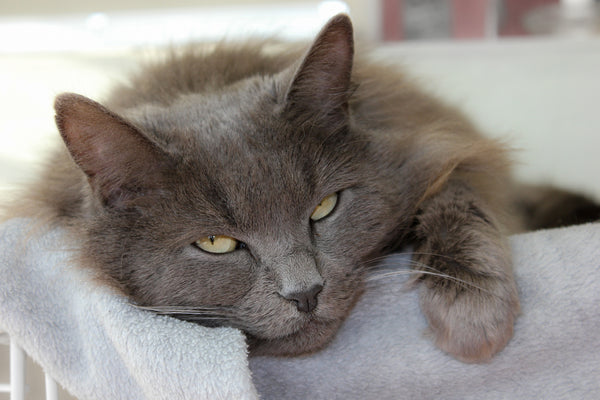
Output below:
[54,93,169,208]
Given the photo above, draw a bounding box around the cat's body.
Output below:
[6,15,598,363]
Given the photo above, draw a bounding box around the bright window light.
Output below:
[0,2,351,54]
[318,1,351,20]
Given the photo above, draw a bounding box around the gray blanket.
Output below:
[1,218,599,399]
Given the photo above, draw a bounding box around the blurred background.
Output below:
[1,0,599,199]
[0,1,599,398]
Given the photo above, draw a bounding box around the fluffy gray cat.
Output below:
[6,14,598,363]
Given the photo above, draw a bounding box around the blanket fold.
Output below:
[1,218,599,399]
[0,219,258,400]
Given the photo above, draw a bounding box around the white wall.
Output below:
[375,38,600,199]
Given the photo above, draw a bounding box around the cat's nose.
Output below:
[283,284,323,313]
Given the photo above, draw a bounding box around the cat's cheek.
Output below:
[316,192,398,259]
[170,249,256,305]
[315,260,366,320]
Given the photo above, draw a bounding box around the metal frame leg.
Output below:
[9,340,25,400]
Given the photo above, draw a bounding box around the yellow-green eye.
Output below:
[310,192,338,221]
[195,235,239,254]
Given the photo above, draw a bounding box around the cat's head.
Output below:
[53,15,406,355]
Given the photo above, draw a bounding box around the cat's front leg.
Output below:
[411,181,520,363]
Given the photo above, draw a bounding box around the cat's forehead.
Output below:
[127,78,362,230]
[131,79,279,145]
[172,126,324,234]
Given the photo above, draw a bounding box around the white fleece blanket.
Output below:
[0,219,599,399]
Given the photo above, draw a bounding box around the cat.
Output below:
[5,14,599,364]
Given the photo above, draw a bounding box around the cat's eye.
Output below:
[195,235,242,254]
[310,192,338,221]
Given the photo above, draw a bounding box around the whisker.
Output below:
[366,270,415,281]
[136,304,255,331]
[171,316,231,320]
[362,251,486,281]
[367,268,492,295]
[361,254,407,268]
[409,251,463,261]
[135,305,237,316]
[364,250,496,294]
[136,305,230,311]
[361,251,463,269]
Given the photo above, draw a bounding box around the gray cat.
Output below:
[6,14,598,363]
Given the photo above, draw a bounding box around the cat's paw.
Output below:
[419,274,519,363]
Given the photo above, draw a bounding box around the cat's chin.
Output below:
[237,280,359,342]
[245,316,345,357]
[243,275,366,356]
[242,307,325,341]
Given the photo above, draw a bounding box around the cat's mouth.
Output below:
[238,281,363,342]
[236,301,320,340]
[138,269,365,353]
[135,295,323,339]
[245,312,347,357]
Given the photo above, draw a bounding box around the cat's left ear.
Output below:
[284,14,354,126]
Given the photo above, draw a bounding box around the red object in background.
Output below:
[452,0,488,38]
[381,0,560,41]
[499,0,559,36]
[382,0,403,40]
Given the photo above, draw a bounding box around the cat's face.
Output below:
[55,15,408,355]
[85,81,396,350]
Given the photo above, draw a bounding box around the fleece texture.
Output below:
[0,219,258,400]
[1,219,599,399]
